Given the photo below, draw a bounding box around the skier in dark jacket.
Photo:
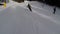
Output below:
[53,7,56,14]
[24,1,32,12]
[27,3,32,12]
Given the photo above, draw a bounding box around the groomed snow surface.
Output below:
[0,1,60,34]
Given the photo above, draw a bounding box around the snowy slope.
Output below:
[17,1,60,24]
[0,5,60,34]
[0,1,60,34]
[30,1,60,24]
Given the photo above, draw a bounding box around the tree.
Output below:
[13,0,24,3]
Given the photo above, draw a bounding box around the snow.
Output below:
[29,1,60,24]
[0,1,60,34]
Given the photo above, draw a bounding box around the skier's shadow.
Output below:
[25,8,32,15]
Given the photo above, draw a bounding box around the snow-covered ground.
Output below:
[0,1,60,34]
[17,1,60,24]
[30,1,60,24]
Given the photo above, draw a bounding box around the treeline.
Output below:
[13,0,24,3]
[38,0,60,7]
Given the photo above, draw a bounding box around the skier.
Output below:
[53,7,56,14]
[24,1,32,12]
[27,3,32,12]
